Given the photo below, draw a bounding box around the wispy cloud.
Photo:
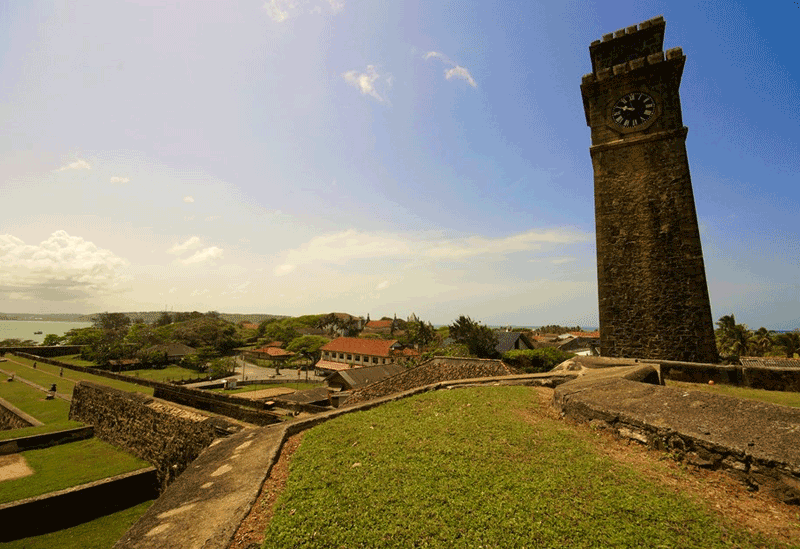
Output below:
[167,236,201,255]
[424,51,477,88]
[342,65,391,103]
[222,281,251,299]
[550,257,577,265]
[376,280,390,290]
[445,66,477,88]
[0,230,129,302]
[274,228,589,276]
[182,246,223,265]
[109,176,130,183]
[56,159,91,171]
[183,196,195,203]
[424,230,587,260]
[264,0,344,22]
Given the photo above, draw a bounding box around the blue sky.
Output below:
[0,0,797,329]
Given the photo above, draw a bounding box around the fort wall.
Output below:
[69,381,220,489]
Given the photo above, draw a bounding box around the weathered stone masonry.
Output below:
[69,381,222,490]
[580,16,717,363]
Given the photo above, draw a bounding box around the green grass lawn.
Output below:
[666,380,800,408]
[263,386,789,548]
[210,381,323,394]
[3,499,154,549]
[55,354,97,367]
[2,355,153,396]
[122,365,206,383]
[0,437,150,504]
[0,380,82,441]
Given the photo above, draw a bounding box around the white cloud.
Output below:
[0,230,129,302]
[424,230,587,260]
[424,51,477,88]
[167,236,201,255]
[183,196,195,203]
[274,228,588,276]
[274,264,296,276]
[110,176,129,183]
[182,246,223,265]
[275,230,411,276]
[550,257,577,265]
[191,288,210,297]
[424,51,451,63]
[56,159,91,171]
[342,65,390,103]
[222,281,251,299]
[376,280,390,290]
[264,0,343,22]
[445,66,477,88]
[168,287,177,294]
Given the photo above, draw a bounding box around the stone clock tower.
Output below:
[580,16,718,363]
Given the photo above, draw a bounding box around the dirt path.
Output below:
[0,453,34,482]
[229,386,800,548]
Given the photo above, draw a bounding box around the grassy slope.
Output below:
[263,386,782,549]
[666,380,800,408]
[3,355,153,395]
[0,438,150,504]
[0,380,81,441]
[3,500,154,549]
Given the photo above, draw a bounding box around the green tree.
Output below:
[41,334,64,346]
[93,312,131,332]
[752,327,773,356]
[776,331,800,358]
[404,320,436,349]
[287,335,330,366]
[502,348,575,373]
[154,311,173,327]
[448,316,499,359]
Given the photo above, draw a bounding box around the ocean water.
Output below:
[0,320,93,344]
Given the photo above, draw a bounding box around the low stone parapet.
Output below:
[554,375,800,504]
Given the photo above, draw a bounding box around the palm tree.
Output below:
[727,324,753,357]
[776,332,800,358]
[753,327,773,356]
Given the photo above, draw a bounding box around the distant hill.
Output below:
[0,311,288,324]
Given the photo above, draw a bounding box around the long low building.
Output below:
[317,337,418,373]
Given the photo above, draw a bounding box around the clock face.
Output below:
[612,92,656,128]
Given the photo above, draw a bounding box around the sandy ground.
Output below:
[0,453,34,481]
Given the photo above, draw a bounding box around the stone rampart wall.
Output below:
[152,385,283,426]
[554,377,800,504]
[343,357,514,406]
[1,345,84,357]
[659,362,800,392]
[69,381,218,489]
[0,468,158,542]
[0,400,34,430]
[0,426,94,455]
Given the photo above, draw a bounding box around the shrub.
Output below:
[503,348,574,373]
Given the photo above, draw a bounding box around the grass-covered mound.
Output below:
[263,386,779,548]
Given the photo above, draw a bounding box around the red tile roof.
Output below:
[366,320,393,329]
[569,331,600,338]
[321,337,399,357]
[252,347,295,358]
[263,341,284,348]
[241,322,260,330]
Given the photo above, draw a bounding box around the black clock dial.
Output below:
[612,92,656,128]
